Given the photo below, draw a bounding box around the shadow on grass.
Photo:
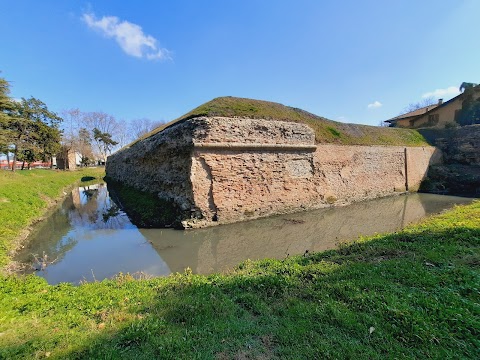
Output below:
[1,223,479,359]
[80,176,97,182]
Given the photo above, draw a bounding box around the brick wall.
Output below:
[107,117,440,228]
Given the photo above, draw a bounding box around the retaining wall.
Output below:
[107,117,441,228]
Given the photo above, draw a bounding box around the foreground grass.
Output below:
[0,196,478,358]
[134,96,428,147]
[0,168,105,267]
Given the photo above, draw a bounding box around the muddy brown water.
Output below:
[14,183,474,284]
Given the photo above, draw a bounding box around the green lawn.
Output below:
[0,169,479,359]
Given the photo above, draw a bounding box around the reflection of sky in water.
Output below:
[41,229,170,284]
[17,184,171,284]
[69,184,134,230]
[16,183,474,285]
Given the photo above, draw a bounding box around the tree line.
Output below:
[0,77,62,170]
[61,109,164,166]
[0,73,164,170]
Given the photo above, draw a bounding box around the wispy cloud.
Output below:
[367,101,382,109]
[422,86,460,99]
[82,12,171,61]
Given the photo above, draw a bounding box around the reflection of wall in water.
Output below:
[72,187,81,208]
[68,184,130,230]
[69,185,103,227]
[141,194,429,274]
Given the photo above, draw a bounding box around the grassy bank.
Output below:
[0,168,105,268]
[0,169,478,359]
[133,97,428,147]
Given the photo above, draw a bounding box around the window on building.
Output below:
[454,109,461,123]
[428,113,439,124]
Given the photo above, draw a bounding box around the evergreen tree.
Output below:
[458,83,480,126]
[1,73,63,170]
[7,97,63,170]
[93,128,118,164]
[0,74,15,152]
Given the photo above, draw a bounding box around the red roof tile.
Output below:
[388,104,439,121]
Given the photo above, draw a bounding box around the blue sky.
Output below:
[1,0,478,126]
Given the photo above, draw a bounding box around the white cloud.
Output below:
[82,12,171,61]
[367,101,382,109]
[422,86,460,99]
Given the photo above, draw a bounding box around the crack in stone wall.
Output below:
[190,156,218,222]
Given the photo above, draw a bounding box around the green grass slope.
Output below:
[133,96,428,147]
[0,201,478,359]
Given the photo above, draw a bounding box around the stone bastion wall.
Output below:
[106,117,441,228]
[420,124,480,166]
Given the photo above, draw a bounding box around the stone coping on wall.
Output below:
[193,142,317,152]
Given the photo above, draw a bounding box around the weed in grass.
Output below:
[31,251,58,271]
[327,126,342,138]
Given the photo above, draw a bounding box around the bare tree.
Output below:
[82,112,119,161]
[60,109,165,159]
[378,120,390,127]
[76,128,94,166]
[115,119,133,149]
[82,111,119,138]
[401,97,437,114]
[61,109,120,163]
[61,108,82,149]
[129,118,164,140]
[152,120,166,130]
[61,109,95,165]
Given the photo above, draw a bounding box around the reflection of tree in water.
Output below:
[15,195,79,273]
[68,184,131,230]
[82,187,97,201]
[20,235,78,275]
[16,183,133,275]
[102,204,121,223]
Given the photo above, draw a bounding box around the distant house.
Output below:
[386,83,480,128]
[56,147,79,170]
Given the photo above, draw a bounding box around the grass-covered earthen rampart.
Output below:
[129,96,428,148]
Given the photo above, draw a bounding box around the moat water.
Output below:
[15,183,474,284]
